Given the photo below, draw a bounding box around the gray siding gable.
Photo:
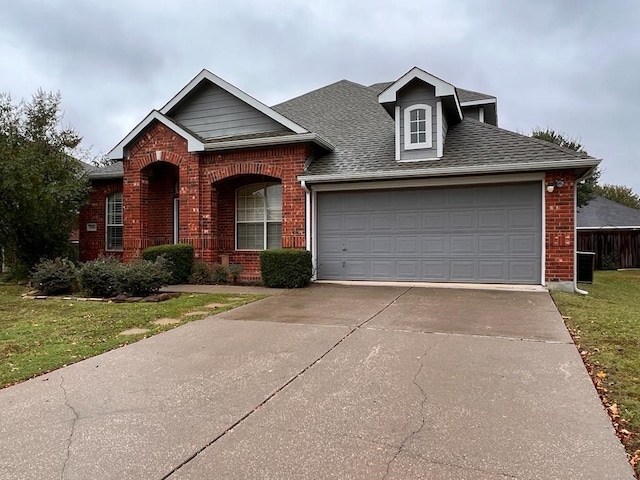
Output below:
[170,81,290,140]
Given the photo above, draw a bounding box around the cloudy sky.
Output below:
[1,0,638,193]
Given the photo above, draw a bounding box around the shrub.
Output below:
[31,258,78,295]
[260,249,312,288]
[142,244,194,284]
[212,263,229,284]
[118,257,171,296]
[228,263,243,284]
[80,256,123,298]
[189,261,213,285]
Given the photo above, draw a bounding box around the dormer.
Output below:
[379,67,462,162]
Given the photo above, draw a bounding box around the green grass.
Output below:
[0,285,264,388]
[552,270,640,475]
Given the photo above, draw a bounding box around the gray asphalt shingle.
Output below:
[577,196,640,228]
[273,79,596,179]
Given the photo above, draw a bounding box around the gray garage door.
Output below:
[317,183,542,284]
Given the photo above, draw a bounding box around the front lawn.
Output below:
[552,270,640,476]
[0,285,264,388]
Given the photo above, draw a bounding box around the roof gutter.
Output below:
[204,133,334,152]
[299,158,602,184]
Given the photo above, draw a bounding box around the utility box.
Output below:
[577,251,596,284]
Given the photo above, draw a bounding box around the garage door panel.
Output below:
[478,235,505,254]
[450,235,476,255]
[345,237,367,254]
[370,260,394,278]
[345,214,368,231]
[478,260,506,281]
[423,211,448,229]
[422,236,448,254]
[478,209,507,229]
[509,208,538,229]
[509,261,538,282]
[344,260,368,278]
[317,183,541,284]
[319,213,343,231]
[448,189,476,207]
[422,260,449,280]
[396,236,420,254]
[370,236,393,255]
[397,261,420,279]
[450,211,476,229]
[370,213,394,231]
[321,237,344,254]
[509,234,538,254]
[450,260,477,281]
[396,212,421,231]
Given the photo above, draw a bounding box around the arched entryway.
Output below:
[141,161,180,248]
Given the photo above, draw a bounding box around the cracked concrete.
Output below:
[1,284,635,479]
[59,376,80,480]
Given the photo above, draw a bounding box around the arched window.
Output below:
[106,192,123,250]
[236,183,282,250]
[404,104,432,149]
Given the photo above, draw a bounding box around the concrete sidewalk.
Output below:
[0,284,634,479]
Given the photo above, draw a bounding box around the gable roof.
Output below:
[577,196,640,229]
[160,69,307,134]
[377,66,463,122]
[107,69,312,161]
[273,79,600,183]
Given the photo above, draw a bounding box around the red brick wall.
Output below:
[79,179,124,262]
[545,171,577,282]
[110,120,308,280]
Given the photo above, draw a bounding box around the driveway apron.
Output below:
[0,284,634,479]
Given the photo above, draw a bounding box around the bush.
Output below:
[80,256,123,298]
[118,257,171,296]
[142,244,194,284]
[189,261,213,285]
[31,258,78,295]
[260,249,312,288]
[228,263,243,284]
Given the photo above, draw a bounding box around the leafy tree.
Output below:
[531,128,600,207]
[0,90,90,274]
[595,184,640,209]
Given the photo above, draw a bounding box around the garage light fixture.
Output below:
[546,179,564,193]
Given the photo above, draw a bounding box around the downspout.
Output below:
[300,180,311,252]
[300,180,316,281]
[573,168,596,295]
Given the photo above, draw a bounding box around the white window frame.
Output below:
[235,183,282,251]
[404,104,433,150]
[105,192,123,251]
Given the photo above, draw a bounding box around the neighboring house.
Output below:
[80,67,600,288]
[577,196,640,269]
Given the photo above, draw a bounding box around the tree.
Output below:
[531,128,600,207]
[0,91,90,274]
[595,184,640,209]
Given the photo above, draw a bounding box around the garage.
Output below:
[316,182,542,284]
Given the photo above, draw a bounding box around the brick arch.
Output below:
[132,151,186,171]
[207,163,284,183]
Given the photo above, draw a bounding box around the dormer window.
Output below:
[404,104,432,149]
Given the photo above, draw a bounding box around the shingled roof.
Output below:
[273,79,598,182]
[577,196,640,229]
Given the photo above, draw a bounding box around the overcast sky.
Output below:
[1,0,638,193]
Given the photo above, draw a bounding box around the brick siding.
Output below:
[544,170,577,282]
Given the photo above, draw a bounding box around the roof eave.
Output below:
[299,158,602,184]
[108,111,205,160]
[204,133,334,152]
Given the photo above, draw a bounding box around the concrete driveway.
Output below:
[0,284,634,479]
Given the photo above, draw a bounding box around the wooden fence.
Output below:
[577,230,640,270]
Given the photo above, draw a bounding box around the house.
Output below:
[79,67,600,290]
[577,196,640,269]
